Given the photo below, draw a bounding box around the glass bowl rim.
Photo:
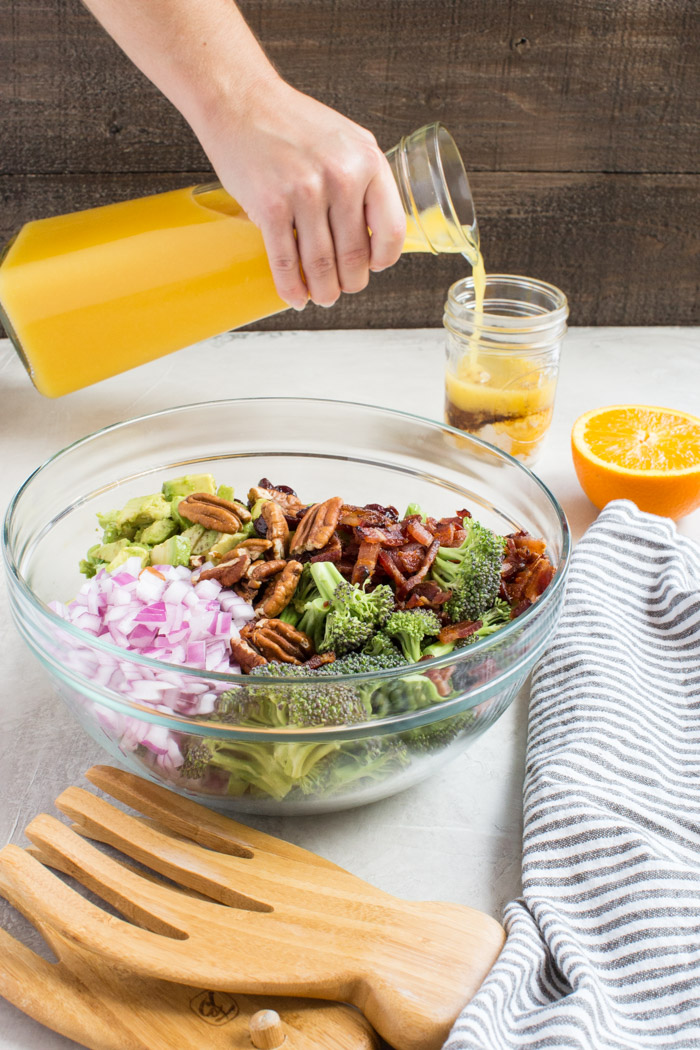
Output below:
[3,396,570,721]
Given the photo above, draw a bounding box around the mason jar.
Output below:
[443,275,569,465]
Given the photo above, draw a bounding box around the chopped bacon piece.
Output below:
[377,548,408,594]
[339,504,396,527]
[422,666,454,697]
[305,651,337,669]
[403,580,453,609]
[335,559,357,579]
[394,543,426,575]
[507,530,547,558]
[511,598,532,619]
[500,556,527,581]
[364,503,399,521]
[433,521,467,548]
[439,620,481,645]
[406,519,435,546]
[309,533,343,564]
[355,524,407,547]
[454,508,472,520]
[403,538,440,594]
[352,540,380,586]
[523,558,555,601]
[504,555,555,605]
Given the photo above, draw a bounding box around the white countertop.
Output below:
[1,326,699,1049]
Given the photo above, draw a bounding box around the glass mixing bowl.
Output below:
[3,398,570,814]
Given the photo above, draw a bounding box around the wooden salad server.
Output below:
[0,766,505,1050]
[0,904,378,1050]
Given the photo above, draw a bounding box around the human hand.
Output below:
[194,79,407,310]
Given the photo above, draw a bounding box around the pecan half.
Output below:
[230,637,267,673]
[233,538,273,560]
[198,550,251,586]
[290,497,344,554]
[249,618,314,664]
[231,501,252,524]
[178,493,242,534]
[233,581,259,604]
[247,558,288,582]
[255,560,304,618]
[248,486,305,516]
[260,500,290,559]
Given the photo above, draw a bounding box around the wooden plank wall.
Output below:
[2,0,698,328]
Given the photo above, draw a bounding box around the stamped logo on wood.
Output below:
[189,990,240,1025]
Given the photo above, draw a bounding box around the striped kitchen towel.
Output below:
[445,499,700,1050]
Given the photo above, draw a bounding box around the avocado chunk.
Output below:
[250,497,270,521]
[116,494,172,531]
[207,523,256,562]
[150,535,192,568]
[79,543,105,578]
[106,545,150,572]
[162,474,217,500]
[180,524,206,547]
[135,518,178,546]
[216,483,235,502]
[191,528,222,555]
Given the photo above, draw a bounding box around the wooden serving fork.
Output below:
[0,904,378,1050]
[0,766,505,1050]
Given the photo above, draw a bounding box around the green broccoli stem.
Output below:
[421,641,456,659]
[309,560,346,602]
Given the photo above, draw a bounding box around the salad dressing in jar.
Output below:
[0,123,481,397]
[444,275,568,465]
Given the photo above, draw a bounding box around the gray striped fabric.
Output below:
[445,499,700,1050]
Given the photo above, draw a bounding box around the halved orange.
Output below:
[571,405,700,520]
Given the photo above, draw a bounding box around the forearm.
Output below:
[81,0,406,309]
[81,0,280,132]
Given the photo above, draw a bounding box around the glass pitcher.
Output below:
[0,123,479,397]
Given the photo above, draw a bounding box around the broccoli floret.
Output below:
[292,564,322,613]
[217,677,370,728]
[180,675,373,799]
[310,563,394,627]
[369,672,444,717]
[297,596,331,652]
[316,648,409,676]
[297,563,395,656]
[384,609,441,663]
[403,502,426,522]
[421,640,456,660]
[299,737,410,796]
[475,599,512,638]
[180,736,340,800]
[363,632,403,659]
[430,519,505,622]
[321,603,376,655]
[401,711,475,754]
[278,604,302,627]
[180,738,216,780]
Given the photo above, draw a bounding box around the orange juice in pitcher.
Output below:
[0,124,481,397]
